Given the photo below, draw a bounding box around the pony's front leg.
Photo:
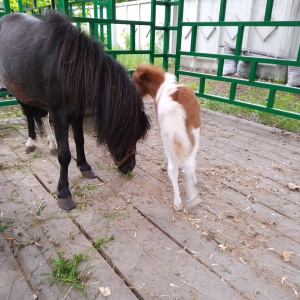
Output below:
[71,116,95,179]
[52,114,75,210]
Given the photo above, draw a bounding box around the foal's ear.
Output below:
[139,72,147,81]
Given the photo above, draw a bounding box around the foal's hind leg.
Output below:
[71,116,95,179]
[183,156,201,210]
[42,114,57,155]
[163,146,182,211]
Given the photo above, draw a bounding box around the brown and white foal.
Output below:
[133,64,201,211]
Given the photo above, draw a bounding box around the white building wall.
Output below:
[113,0,299,78]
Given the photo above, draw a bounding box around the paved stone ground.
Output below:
[0,100,300,300]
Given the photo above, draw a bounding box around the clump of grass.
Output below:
[50,252,87,291]
[0,105,23,119]
[0,224,8,232]
[32,151,42,159]
[104,212,114,218]
[94,235,115,249]
[125,170,134,180]
[74,184,98,197]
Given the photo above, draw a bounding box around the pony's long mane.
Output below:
[42,12,150,153]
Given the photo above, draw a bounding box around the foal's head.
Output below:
[132,63,165,99]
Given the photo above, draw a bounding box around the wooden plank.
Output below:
[0,234,33,300]
[0,166,137,299]
[17,139,241,299]
[2,104,300,299]
[78,109,299,298]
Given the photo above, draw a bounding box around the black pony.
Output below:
[0,12,150,210]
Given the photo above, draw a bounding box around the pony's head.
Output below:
[110,110,150,174]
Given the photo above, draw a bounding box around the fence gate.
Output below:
[0,0,299,121]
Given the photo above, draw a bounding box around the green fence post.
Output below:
[219,0,227,22]
[150,0,157,63]
[2,0,11,13]
[57,0,69,15]
[17,0,23,12]
[264,0,274,21]
[107,0,115,50]
[174,0,184,80]
[162,1,171,70]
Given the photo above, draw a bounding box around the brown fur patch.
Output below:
[132,64,165,101]
[171,86,201,147]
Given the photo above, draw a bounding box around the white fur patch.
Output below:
[26,137,35,148]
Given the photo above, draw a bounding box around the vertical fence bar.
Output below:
[57,0,69,14]
[264,0,274,21]
[199,78,205,93]
[235,26,244,55]
[217,58,224,77]
[229,83,237,101]
[93,0,99,39]
[2,0,11,12]
[190,26,197,53]
[219,0,227,22]
[174,0,184,80]
[82,3,86,18]
[149,0,157,63]
[107,0,115,50]
[267,89,276,108]
[17,0,23,12]
[130,24,136,51]
[162,1,171,70]
[249,62,258,82]
[297,46,300,62]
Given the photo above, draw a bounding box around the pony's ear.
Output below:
[139,72,147,81]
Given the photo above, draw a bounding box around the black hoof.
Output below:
[81,169,96,179]
[25,145,35,153]
[58,197,76,210]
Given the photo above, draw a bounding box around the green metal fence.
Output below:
[0,0,299,121]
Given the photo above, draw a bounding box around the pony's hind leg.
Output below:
[71,116,95,179]
[42,114,57,155]
[19,102,37,153]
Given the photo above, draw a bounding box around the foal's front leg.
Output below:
[71,116,95,179]
[52,114,75,210]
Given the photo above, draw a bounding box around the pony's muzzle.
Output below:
[113,149,137,174]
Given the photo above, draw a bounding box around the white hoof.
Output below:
[186,197,201,210]
[174,203,183,211]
